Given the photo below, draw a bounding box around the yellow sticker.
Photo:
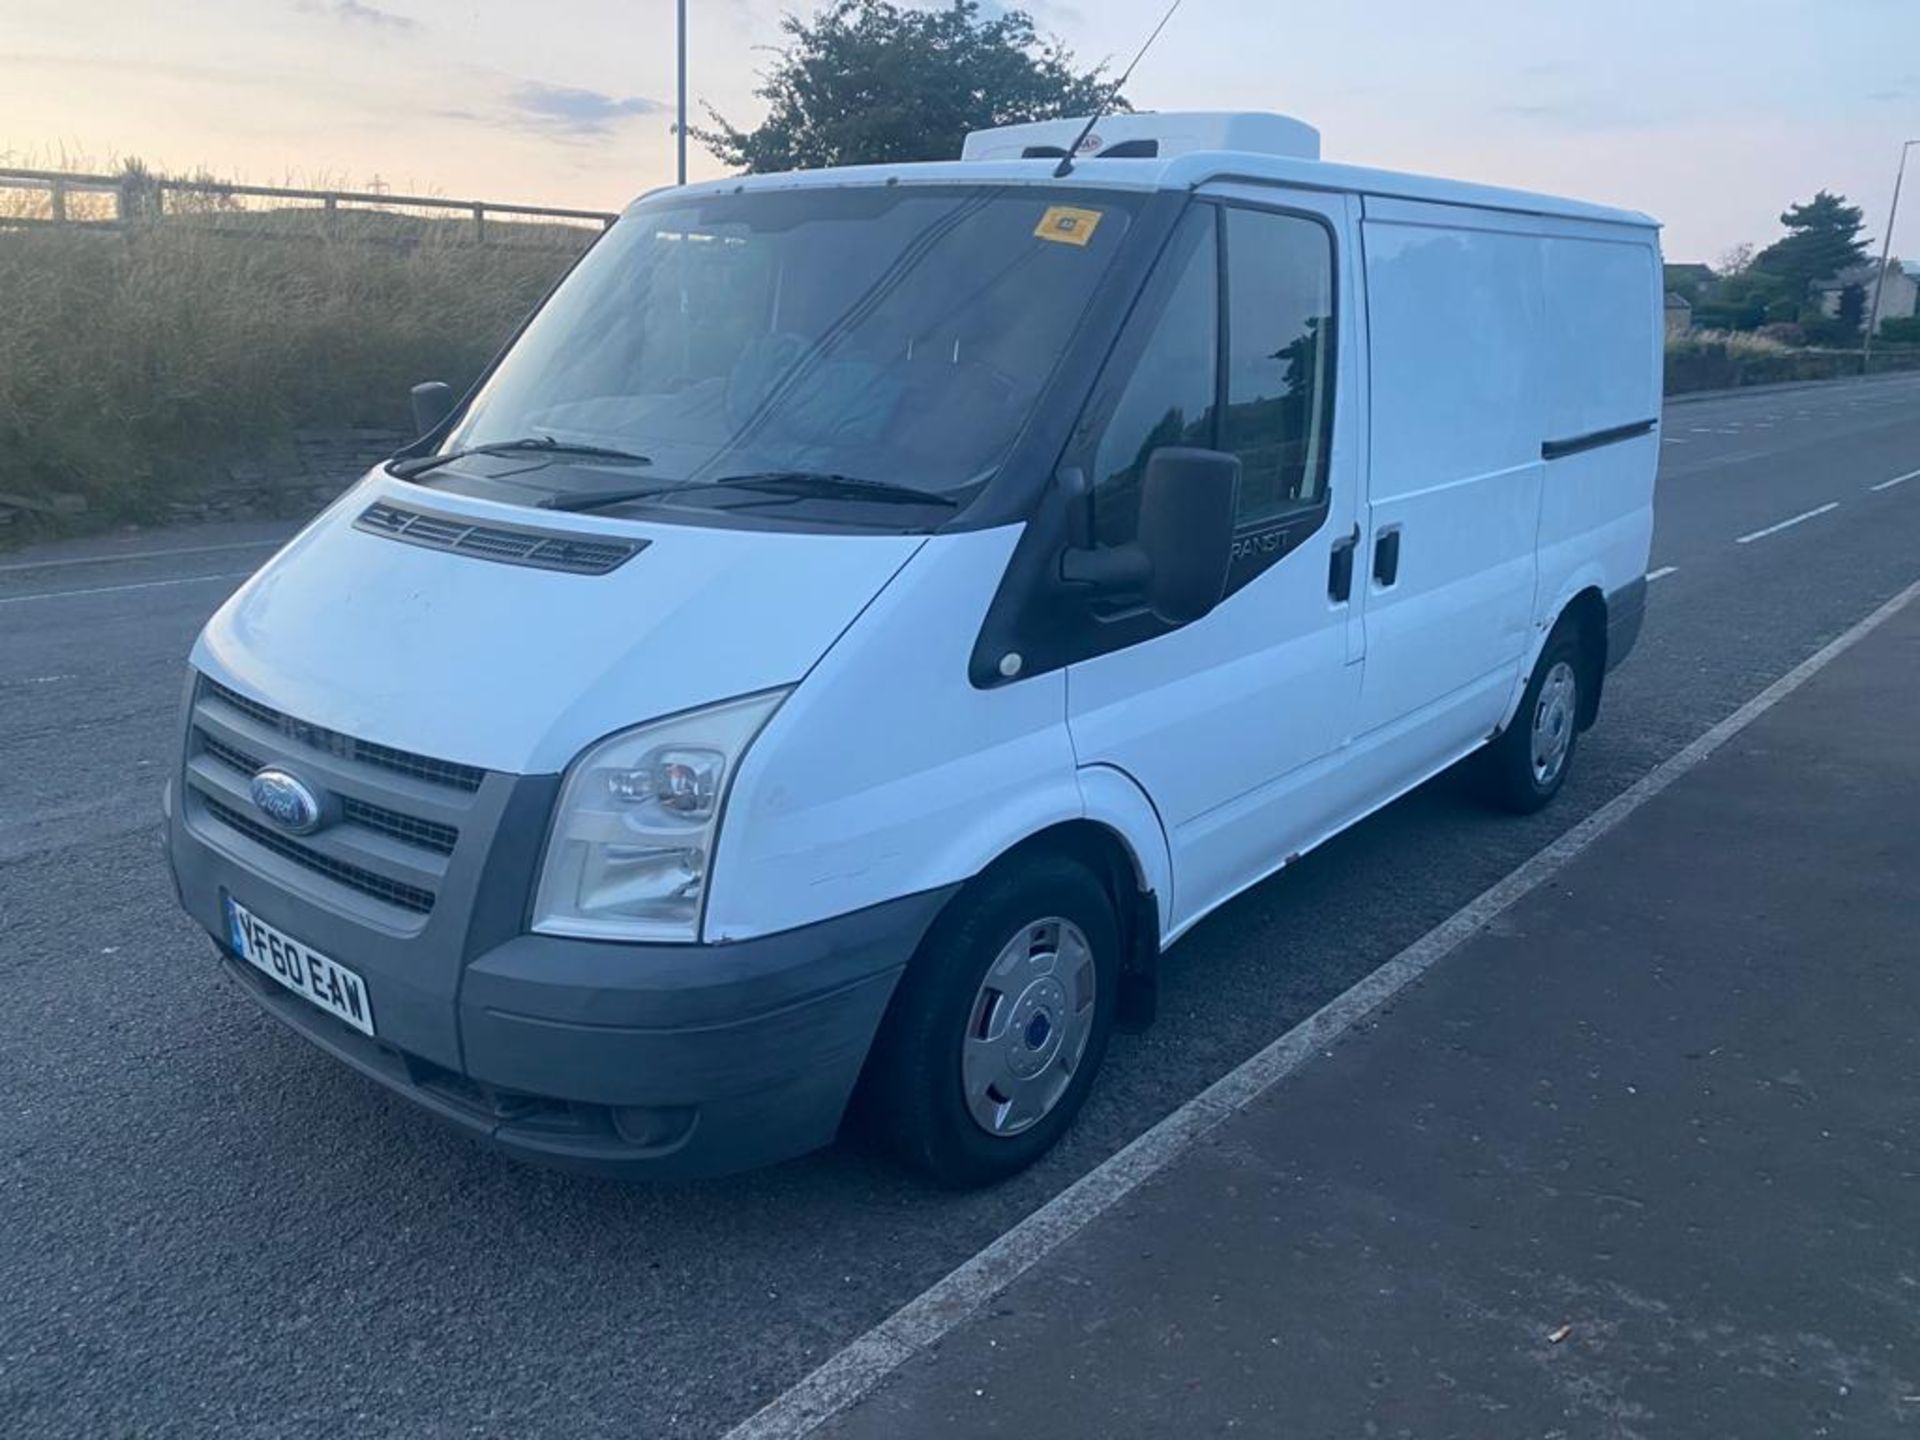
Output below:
[1034,205,1104,247]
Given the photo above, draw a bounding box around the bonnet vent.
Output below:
[354,502,645,576]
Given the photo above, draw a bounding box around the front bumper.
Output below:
[172,795,954,1180]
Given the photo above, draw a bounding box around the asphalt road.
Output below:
[3,375,1918,1438]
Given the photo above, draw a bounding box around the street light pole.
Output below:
[676,0,688,186]
[1862,138,1918,376]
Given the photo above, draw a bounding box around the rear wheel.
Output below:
[1479,627,1587,813]
[860,854,1119,1188]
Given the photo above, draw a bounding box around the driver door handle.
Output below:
[1373,528,1402,588]
[1328,525,1360,603]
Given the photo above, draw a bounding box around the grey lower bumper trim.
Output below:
[211,884,957,1180]
[1607,574,1648,673]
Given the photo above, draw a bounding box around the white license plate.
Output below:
[226,897,375,1037]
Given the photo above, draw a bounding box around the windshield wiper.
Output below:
[707,471,959,508]
[543,469,960,516]
[542,482,682,513]
[391,435,652,480]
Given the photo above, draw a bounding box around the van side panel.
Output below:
[1528,226,1661,677]
[706,527,1097,943]
[1355,200,1545,757]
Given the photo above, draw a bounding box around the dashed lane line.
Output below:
[1735,503,1841,545]
[0,539,281,575]
[0,571,254,606]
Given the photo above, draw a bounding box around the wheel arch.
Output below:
[1502,581,1610,733]
[920,813,1165,1033]
[1559,585,1609,728]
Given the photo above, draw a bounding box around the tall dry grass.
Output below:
[0,212,580,520]
[1667,327,1791,360]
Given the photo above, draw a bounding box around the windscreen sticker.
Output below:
[1034,205,1104,247]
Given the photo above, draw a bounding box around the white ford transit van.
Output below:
[165,112,1660,1187]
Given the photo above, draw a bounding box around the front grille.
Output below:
[200,731,260,776]
[341,798,458,855]
[201,679,484,792]
[355,501,644,576]
[197,730,461,857]
[202,797,436,915]
[187,675,487,921]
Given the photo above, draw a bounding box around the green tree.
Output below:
[1662,262,1716,305]
[1837,281,1867,336]
[1878,314,1920,345]
[1751,191,1871,302]
[1693,269,1778,331]
[695,1,1123,173]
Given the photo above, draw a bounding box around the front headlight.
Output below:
[532,689,788,942]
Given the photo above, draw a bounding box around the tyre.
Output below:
[860,853,1120,1189]
[1479,626,1587,814]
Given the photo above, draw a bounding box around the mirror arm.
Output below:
[1054,466,1093,548]
[1059,542,1151,591]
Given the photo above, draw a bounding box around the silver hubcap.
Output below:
[962,918,1098,1137]
[1531,660,1578,788]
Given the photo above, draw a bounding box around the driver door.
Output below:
[1065,189,1367,934]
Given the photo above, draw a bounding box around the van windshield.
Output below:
[438,184,1141,522]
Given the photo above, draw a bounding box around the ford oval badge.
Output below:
[249,768,322,834]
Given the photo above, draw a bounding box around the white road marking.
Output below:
[723,577,1920,1440]
[1646,566,1678,582]
[1870,469,1920,492]
[1735,502,1840,544]
[1662,438,1688,446]
[0,538,281,575]
[0,571,254,606]
[1687,426,1715,434]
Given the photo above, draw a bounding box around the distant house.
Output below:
[1812,259,1919,331]
[1664,291,1694,337]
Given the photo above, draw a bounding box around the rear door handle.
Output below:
[1373,528,1401,588]
[1328,525,1360,602]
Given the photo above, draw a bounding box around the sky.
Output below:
[5,0,1919,264]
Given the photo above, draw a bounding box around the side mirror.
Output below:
[1059,447,1240,625]
[1135,447,1241,625]
[409,381,455,438]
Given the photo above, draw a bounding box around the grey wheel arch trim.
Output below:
[1605,573,1648,674]
[967,815,1163,1033]
[1497,576,1643,741]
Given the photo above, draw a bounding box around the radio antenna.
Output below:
[1054,0,1186,179]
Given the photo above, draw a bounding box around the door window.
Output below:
[1221,207,1336,524]
[1086,202,1336,564]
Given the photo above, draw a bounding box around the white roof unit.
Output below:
[961,111,1321,165]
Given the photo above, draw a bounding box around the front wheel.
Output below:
[1478,629,1587,813]
[859,854,1119,1188]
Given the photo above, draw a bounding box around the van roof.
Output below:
[645,145,1657,233]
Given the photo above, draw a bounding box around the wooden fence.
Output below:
[0,167,619,247]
